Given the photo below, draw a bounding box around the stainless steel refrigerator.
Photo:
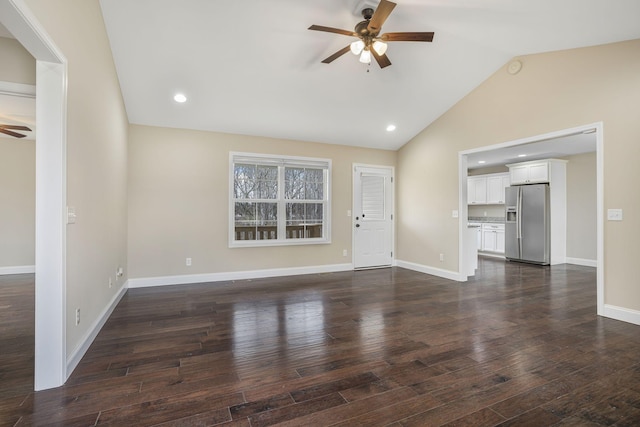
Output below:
[505,184,550,265]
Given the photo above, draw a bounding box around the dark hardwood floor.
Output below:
[2,258,640,426]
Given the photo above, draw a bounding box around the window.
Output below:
[230,153,331,247]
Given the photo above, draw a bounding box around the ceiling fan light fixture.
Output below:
[373,40,388,55]
[359,49,371,64]
[350,40,365,55]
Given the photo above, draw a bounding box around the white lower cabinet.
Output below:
[480,223,505,254]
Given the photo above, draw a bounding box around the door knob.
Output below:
[355,224,360,228]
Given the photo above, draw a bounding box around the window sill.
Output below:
[229,238,331,249]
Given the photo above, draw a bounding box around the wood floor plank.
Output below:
[2,259,640,425]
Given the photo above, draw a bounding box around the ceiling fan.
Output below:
[0,124,32,138]
[308,0,434,69]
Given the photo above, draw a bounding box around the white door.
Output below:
[353,165,393,269]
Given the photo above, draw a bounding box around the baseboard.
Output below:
[395,259,464,282]
[565,257,597,268]
[0,265,35,275]
[601,304,640,326]
[66,281,128,377]
[128,263,355,289]
[478,252,505,259]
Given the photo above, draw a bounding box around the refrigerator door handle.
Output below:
[517,188,523,256]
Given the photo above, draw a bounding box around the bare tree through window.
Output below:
[231,156,330,245]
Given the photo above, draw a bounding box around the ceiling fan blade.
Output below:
[371,49,392,69]
[321,45,352,64]
[308,25,355,37]
[0,125,32,131]
[380,32,434,42]
[0,128,27,138]
[368,0,396,34]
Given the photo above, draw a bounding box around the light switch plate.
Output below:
[607,209,623,221]
[67,206,77,224]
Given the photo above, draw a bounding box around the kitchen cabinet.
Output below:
[467,173,509,205]
[481,223,505,254]
[486,174,510,204]
[468,223,482,250]
[508,161,549,185]
[467,177,487,204]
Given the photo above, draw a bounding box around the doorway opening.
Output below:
[458,123,603,315]
[0,1,68,390]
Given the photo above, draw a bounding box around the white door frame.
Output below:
[352,163,395,269]
[0,0,68,390]
[458,122,604,316]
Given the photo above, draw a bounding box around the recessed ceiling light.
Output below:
[174,93,187,103]
[386,124,396,132]
[478,160,486,164]
[518,154,527,158]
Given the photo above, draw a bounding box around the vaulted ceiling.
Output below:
[98,0,640,151]
[5,1,640,150]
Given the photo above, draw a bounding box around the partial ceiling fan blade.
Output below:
[0,128,27,138]
[371,49,392,69]
[308,25,356,37]
[0,125,32,131]
[321,45,352,64]
[380,32,434,42]
[368,0,396,34]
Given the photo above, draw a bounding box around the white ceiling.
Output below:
[467,132,596,170]
[97,0,640,151]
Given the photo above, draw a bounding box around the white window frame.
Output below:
[229,152,331,248]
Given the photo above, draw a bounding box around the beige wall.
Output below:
[566,152,597,261]
[398,39,640,311]
[24,0,129,355]
[0,36,36,269]
[128,124,396,279]
[0,140,35,267]
[0,36,35,84]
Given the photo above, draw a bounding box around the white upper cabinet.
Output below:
[486,174,510,204]
[508,161,549,185]
[467,176,487,204]
[467,173,509,205]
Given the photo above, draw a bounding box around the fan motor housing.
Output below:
[352,0,379,16]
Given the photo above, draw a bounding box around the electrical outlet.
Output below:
[343,249,348,257]
[109,277,112,288]
[439,253,444,262]
[75,308,80,325]
[186,257,192,266]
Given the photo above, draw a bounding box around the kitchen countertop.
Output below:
[468,216,505,224]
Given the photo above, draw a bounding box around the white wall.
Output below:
[566,152,597,262]
[0,37,36,271]
[0,139,35,269]
[0,36,35,84]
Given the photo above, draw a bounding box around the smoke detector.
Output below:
[353,0,379,16]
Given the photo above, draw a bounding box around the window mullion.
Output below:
[277,165,286,240]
